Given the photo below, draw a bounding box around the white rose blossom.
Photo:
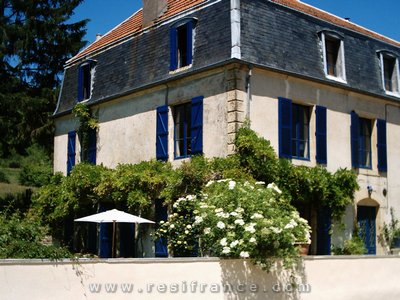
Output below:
[267,182,282,194]
[270,226,282,234]
[284,219,298,229]
[222,247,231,254]
[249,237,257,244]
[204,228,211,235]
[244,223,256,233]
[251,213,263,219]
[230,240,239,248]
[220,238,228,246]
[240,251,250,258]
[228,180,236,190]
[217,221,226,229]
[234,219,245,226]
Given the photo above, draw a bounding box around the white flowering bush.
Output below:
[154,180,311,269]
[194,180,311,269]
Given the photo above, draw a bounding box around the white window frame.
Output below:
[379,51,400,97]
[321,31,347,83]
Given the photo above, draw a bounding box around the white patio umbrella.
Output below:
[74,209,155,258]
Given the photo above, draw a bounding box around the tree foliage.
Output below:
[0,0,88,156]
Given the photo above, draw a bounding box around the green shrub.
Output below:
[0,213,71,259]
[333,236,366,255]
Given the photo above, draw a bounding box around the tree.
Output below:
[0,0,88,156]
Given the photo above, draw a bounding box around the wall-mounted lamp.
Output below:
[367,185,373,197]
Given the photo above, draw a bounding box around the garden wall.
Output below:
[1,256,399,300]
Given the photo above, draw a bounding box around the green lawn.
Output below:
[0,168,33,197]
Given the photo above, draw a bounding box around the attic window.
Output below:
[170,19,196,71]
[379,51,400,95]
[78,61,95,102]
[320,31,346,82]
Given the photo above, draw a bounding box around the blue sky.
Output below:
[71,0,400,49]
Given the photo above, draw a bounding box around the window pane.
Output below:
[177,26,188,68]
[82,64,91,100]
[292,104,309,159]
[383,56,395,91]
[358,118,372,168]
[173,103,191,158]
[325,38,340,77]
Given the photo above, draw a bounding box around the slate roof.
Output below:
[67,0,206,65]
[68,0,399,67]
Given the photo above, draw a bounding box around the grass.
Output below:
[0,167,33,197]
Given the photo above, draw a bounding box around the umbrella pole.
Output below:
[112,221,116,258]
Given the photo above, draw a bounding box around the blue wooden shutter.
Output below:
[156,105,169,161]
[170,27,178,71]
[351,111,359,168]
[316,207,331,255]
[67,131,76,175]
[185,21,193,66]
[191,96,203,155]
[99,203,112,258]
[278,97,292,158]
[377,119,387,172]
[155,200,168,257]
[88,128,97,165]
[77,66,84,102]
[316,106,327,164]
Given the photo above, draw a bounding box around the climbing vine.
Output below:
[72,103,98,162]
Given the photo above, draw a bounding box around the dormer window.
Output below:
[379,51,400,95]
[170,18,196,71]
[78,61,95,102]
[320,31,346,82]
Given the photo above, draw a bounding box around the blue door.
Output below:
[357,206,376,254]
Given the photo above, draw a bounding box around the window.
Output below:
[379,52,399,94]
[321,32,346,81]
[170,19,195,71]
[278,98,311,160]
[78,61,95,101]
[351,112,372,169]
[156,96,203,160]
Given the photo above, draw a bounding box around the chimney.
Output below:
[142,0,168,27]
